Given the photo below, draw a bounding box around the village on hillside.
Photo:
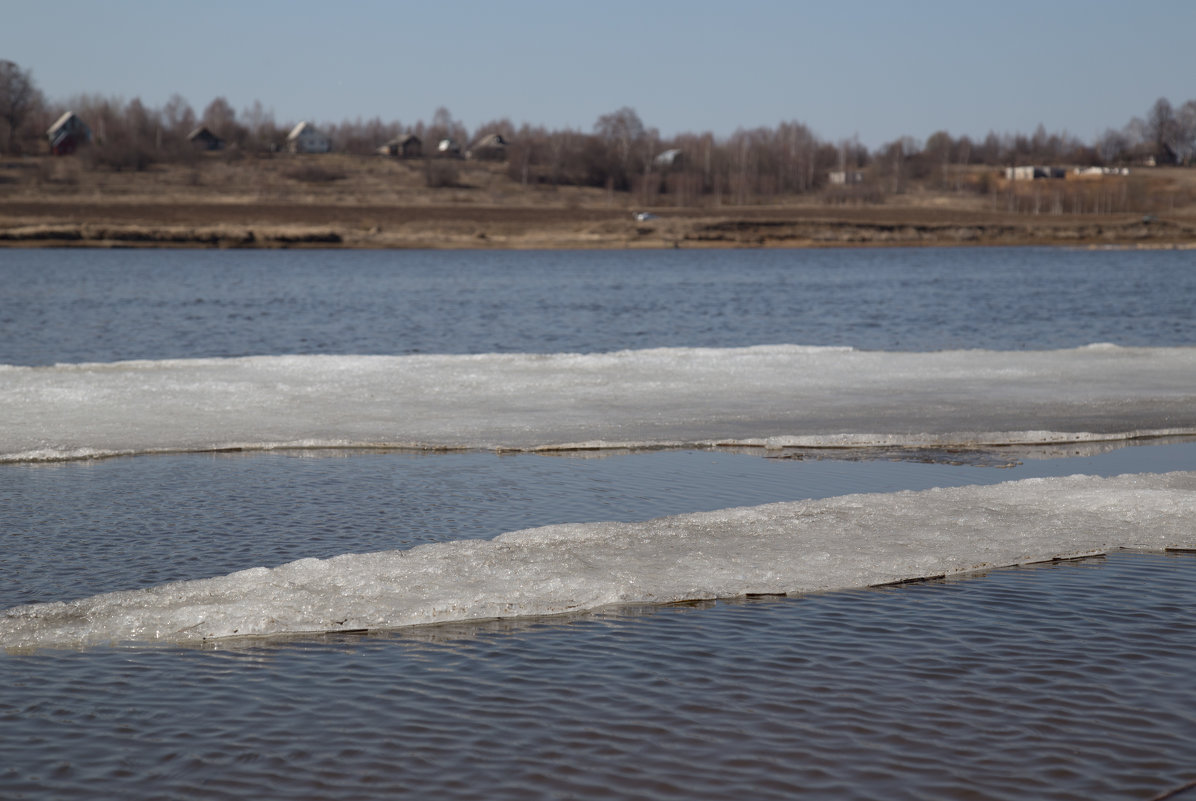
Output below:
[3,58,1196,249]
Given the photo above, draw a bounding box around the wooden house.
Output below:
[186,126,225,151]
[46,111,91,155]
[286,121,332,154]
[468,133,508,161]
[378,133,422,158]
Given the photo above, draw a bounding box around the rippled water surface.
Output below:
[5,444,1196,799]
[5,442,1196,609]
[3,246,1195,800]
[3,246,1195,365]
[4,551,1194,801]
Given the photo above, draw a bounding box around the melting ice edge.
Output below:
[3,472,1194,650]
[4,345,1196,648]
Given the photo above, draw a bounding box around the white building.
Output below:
[828,170,863,185]
[1004,166,1065,180]
[286,122,332,154]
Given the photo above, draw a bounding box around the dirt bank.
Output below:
[2,155,1194,249]
[3,198,1194,250]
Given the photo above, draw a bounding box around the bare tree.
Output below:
[124,97,156,142]
[593,106,647,189]
[1096,128,1129,164]
[976,131,1003,165]
[427,106,468,152]
[1147,97,1180,164]
[875,137,916,194]
[1176,99,1196,164]
[776,120,818,193]
[162,93,196,139]
[202,97,237,137]
[923,130,954,188]
[240,99,285,150]
[0,60,45,154]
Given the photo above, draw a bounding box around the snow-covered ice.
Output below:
[3,471,1194,649]
[2,345,1195,461]
[5,344,1195,649]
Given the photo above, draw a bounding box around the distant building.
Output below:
[286,121,332,154]
[828,170,863,185]
[1004,166,1065,180]
[1073,166,1130,177]
[46,111,91,155]
[378,133,422,158]
[653,149,684,170]
[467,133,508,161]
[186,126,225,151]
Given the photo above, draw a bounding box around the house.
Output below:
[828,170,864,185]
[286,121,332,154]
[1004,166,1065,180]
[186,126,224,151]
[378,133,422,158]
[653,149,684,170]
[46,111,91,155]
[1073,166,1130,177]
[468,133,508,161]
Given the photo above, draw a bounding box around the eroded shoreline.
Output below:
[3,198,1195,250]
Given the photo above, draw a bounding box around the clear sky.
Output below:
[3,0,1193,149]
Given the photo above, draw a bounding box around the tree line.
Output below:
[2,59,1194,204]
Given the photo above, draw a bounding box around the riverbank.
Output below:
[3,154,1195,249]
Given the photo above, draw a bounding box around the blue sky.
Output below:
[3,0,1193,149]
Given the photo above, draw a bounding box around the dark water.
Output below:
[1,246,1193,365]
[3,246,1196,800]
[6,442,1196,611]
[4,552,1194,801]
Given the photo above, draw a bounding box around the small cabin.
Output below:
[1004,166,1065,180]
[378,133,422,158]
[653,149,684,170]
[187,126,225,151]
[436,138,462,158]
[286,121,332,154]
[46,111,91,155]
[828,170,864,185]
[468,133,509,161]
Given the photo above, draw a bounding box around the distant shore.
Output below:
[3,155,1195,250]
[3,199,1195,250]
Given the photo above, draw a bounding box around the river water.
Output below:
[2,246,1194,800]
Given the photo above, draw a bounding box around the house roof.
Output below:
[287,121,325,140]
[47,111,83,136]
[473,133,508,147]
[187,126,221,141]
[653,148,683,166]
[383,133,421,146]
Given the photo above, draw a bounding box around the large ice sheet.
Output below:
[3,472,1194,650]
[3,345,1196,462]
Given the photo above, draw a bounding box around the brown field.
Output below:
[2,153,1195,250]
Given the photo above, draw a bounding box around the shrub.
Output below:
[285,163,346,183]
[424,159,458,188]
